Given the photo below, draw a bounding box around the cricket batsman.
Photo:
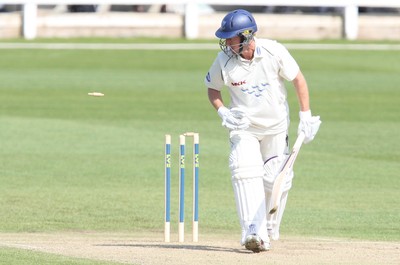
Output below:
[204,9,321,252]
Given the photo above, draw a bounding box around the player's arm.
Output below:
[208,88,224,110]
[292,70,310,112]
[292,70,321,144]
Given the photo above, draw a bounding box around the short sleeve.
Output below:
[276,43,300,81]
[204,56,224,91]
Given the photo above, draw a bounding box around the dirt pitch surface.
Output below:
[0,232,399,265]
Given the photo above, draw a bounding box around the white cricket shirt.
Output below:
[205,38,300,135]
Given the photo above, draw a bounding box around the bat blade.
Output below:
[268,132,305,214]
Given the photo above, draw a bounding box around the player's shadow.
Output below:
[94,243,249,254]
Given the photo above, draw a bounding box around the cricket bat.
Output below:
[269,132,306,214]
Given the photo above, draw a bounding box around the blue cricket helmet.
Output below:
[215,9,258,39]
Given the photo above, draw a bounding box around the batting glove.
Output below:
[298,110,321,144]
[217,106,250,130]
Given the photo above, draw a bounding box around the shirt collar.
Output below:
[253,37,264,59]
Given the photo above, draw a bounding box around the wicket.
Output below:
[164,132,199,243]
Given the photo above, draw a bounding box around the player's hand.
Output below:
[217,106,250,130]
[298,110,321,144]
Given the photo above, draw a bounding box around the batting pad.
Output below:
[232,177,269,245]
[263,154,293,192]
[266,190,289,241]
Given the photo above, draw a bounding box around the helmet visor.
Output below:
[218,32,254,56]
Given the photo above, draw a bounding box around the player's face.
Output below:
[226,36,242,54]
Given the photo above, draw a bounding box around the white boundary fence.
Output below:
[2,0,400,40]
[2,42,400,50]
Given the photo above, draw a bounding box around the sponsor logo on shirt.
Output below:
[231,80,246,86]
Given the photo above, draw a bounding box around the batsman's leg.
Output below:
[229,131,270,250]
[261,132,291,241]
[263,155,293,240]
[267,190,289,240]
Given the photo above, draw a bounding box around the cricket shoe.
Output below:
[268,228,280,241]
[244,234,270,253]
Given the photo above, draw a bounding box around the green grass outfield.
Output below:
[0,39,399,264]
